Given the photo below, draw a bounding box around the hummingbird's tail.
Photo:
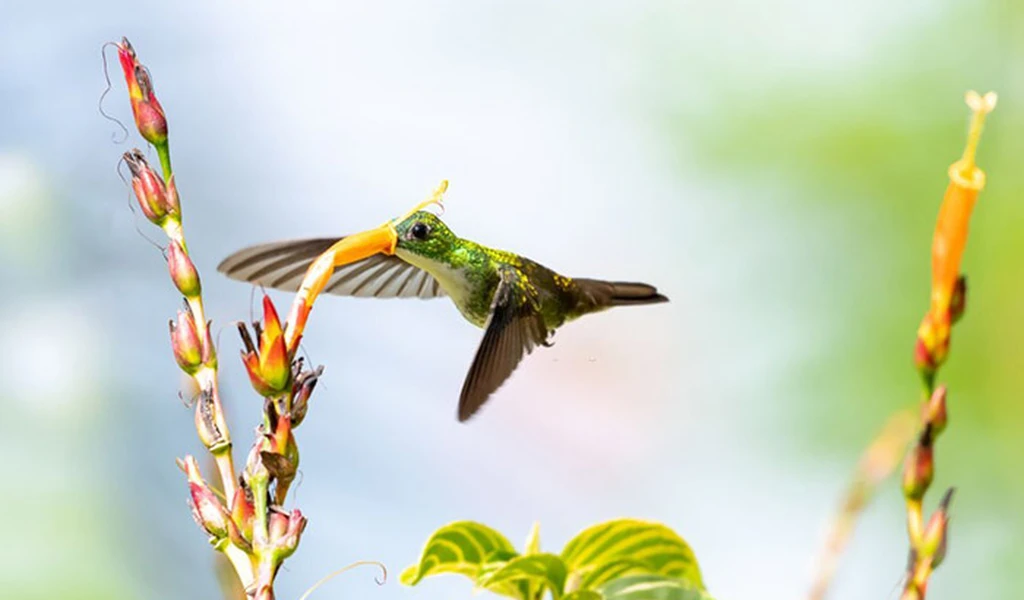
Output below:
[573,279,669,309]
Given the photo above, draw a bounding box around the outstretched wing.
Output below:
[458,267,550,422]
[217,237,446,299]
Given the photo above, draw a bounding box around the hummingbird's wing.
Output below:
[217,237,446,299]
[458,268,550,422]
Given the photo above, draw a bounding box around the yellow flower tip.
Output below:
[964,90,997,114]
[395,179,450,224]
[953,90,998,186]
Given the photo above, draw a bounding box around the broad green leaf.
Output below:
[480,553,568,599]
[560,519,703,590]
[574,559,647,589]
[563,592,603,600]
[599,575,715,600]
[478,550,531,600]
[401,521,518,586]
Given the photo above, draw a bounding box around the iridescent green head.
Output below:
[393,210,458,261]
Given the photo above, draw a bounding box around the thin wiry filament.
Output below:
[297,561,388,600]
[99,42,129,143]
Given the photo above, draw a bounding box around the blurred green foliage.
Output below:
[402,519,706,599]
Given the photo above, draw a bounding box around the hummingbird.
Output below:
[217,186,668,422]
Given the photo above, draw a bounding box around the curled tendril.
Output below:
[297,560,388,600]
[99,41,130,143]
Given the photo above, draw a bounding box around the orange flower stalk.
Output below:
[914,91,998,385]
[901,91,996,600]
[809,91,997,600]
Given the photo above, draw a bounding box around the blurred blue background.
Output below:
[0,1,1020,599]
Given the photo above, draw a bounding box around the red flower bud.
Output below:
[124,149,177,224]
[170,306,202,374]
[902,430,935,502]
[117,38,168,147]
[167,239,201,297]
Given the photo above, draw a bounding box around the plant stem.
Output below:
[220,540,257,590]
[156,141,173,184]
[160,191,238,501]
[806,410,917,600]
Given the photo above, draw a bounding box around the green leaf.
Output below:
[478,550,531,600]
[599,575,715,600]
[400,521,518,587]
[525,521,542,554]
[563,592,603,600]
[480,553,568,599]
[560,519,703,590]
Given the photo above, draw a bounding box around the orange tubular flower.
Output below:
[915,91,997,380]
[117,37,168,147]
[241,296,292,397]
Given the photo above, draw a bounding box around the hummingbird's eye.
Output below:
[410,222,430,240]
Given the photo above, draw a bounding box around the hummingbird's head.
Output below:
[392,211,457,262]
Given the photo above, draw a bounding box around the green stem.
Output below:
[252,469,270,546]
[156,141,173,181]
[219,540,256,589]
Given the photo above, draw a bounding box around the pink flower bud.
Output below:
[270,509,307,559]
[117,38,168,147]
[167,240,201,297]
[170,307,202,373]
[182,456,230,539]
[124,149,177,224]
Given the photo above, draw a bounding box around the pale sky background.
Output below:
[1,2,1019,600]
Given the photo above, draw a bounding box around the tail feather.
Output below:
[573,278,669,309]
